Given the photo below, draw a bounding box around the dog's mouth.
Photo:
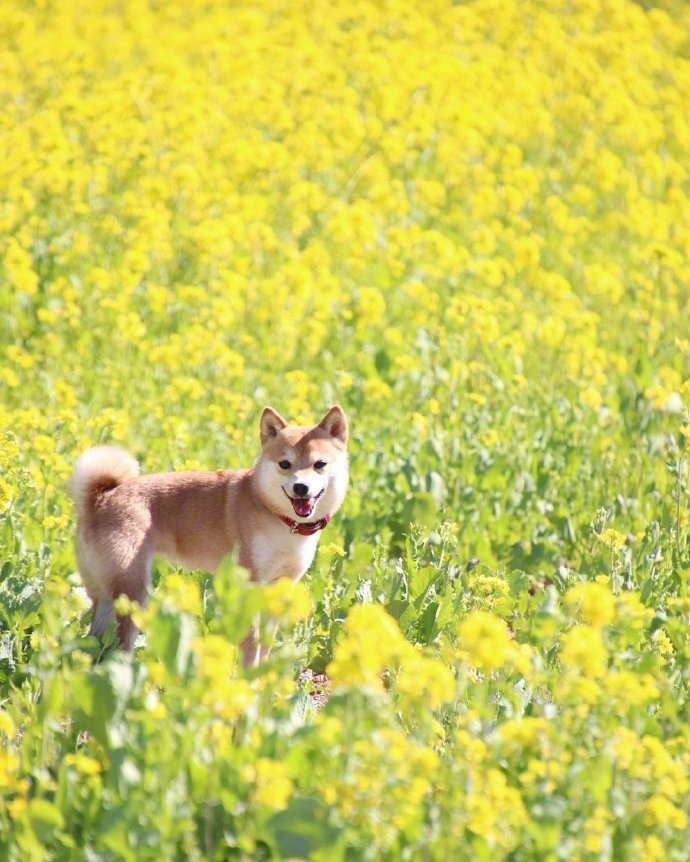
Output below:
[283,488,324,519]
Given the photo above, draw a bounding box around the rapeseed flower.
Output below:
[643,795,687,830]
[327,604,410,691]
[457,611,514,673]
[396,650,455,709]
[597,529,627,553]
[560,625,608,677]
[64,754,102,777]
[249,759,294,810]
[263,578,311,623]
[564,581,616,627]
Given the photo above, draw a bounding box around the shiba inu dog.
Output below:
[69,405,348,664]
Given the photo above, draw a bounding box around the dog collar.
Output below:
[278,513,332,535]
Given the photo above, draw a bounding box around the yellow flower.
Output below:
[634,836,666,862]
[454,729,488,765]
[355,287,386,326]
[497,717,550,754]
[250,758,293,810]
[327,604,411,691]
[160,573,201,615]
[643,795,687,830]
[457,611,514,673]
[396,651,455,709]
[579,385,602,410]
[583,807,611,853]
[201,677,254,721]
[263,578,311,623]
[644,384,683,413]
[113,595,140,617]
[617,592,653,629]
[33,434,56,454]
[565,675,602,705]
[362,378,393,402]
[478,428,499,448]
[597,529,627,553]
[7,797,28,820]
[466,767,526,846]
[3,0,690,852]
[560,625,608,677]
[4,238,38,297]
[64,754,102,776]
[0,747,20,790]
[652,628,674,661]
[0,477,15,509]
[564,581,615,627]
[319,542,346,557]
[192,635,238,680]
[604,671,659,706]
[0,711,16,738]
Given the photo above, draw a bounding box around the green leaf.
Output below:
[147,607,197,678]
[385,599,411,622]
[640,578,654,605]
[402,492,438,530]
[266,797,343,860]
[435,591,455,631]
[27,798,65,844]
[409,565,437,603]
[348,542,374,570]
[417,601,439,644]
[71,671,116,749]
[214,558,264,642]
[583,755,613,803]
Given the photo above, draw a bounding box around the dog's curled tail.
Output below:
[69,446,140,514]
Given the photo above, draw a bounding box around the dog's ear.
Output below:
[318,405,348,445]
[260,407,288,445]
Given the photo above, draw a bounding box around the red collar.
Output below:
[278,513,332,535]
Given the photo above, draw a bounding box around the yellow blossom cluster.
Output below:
[328,603,454,707]
[564,581,616,627]
[263,578,311,624]
[457,610,532,676]
[0,0,689,498]
[314,720,440,843]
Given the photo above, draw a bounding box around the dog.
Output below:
[69,405,349,664]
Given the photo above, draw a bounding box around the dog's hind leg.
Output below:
[111,546,153,651]
[89,598,115,639]
[240,621,261,668]
[115,614,139,652]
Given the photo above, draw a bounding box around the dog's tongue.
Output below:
[292,498,314,518]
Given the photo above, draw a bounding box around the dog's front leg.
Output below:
[258,617,279,662]
[239,614,279,667]
[240,619,261,668]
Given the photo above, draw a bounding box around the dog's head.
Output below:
[254,405,349,523]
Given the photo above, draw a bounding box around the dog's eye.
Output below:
[314,460,327,470]
[278,460,291,470]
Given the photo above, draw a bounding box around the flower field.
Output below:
[2,0,690,858]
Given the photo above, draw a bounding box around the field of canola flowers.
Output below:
[2,0,690,858]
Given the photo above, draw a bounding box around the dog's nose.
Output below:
[293,483,309,498]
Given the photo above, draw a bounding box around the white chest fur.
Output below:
[248,520,320,582]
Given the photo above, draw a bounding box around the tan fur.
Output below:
[70,406,349,661]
